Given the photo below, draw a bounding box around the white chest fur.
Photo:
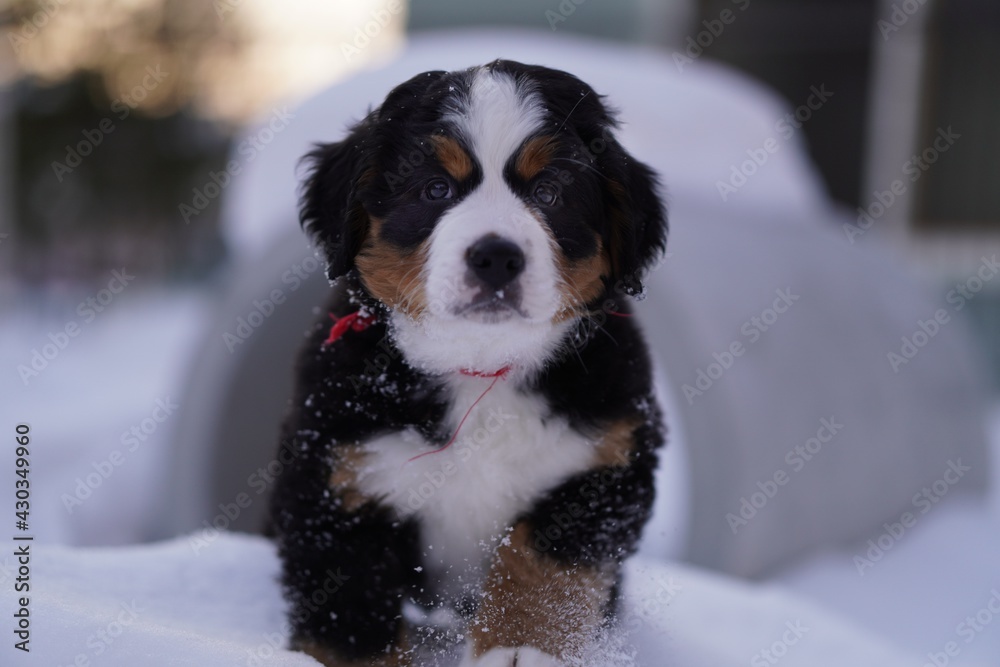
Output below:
[354,374,599,597]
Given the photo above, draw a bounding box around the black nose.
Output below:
[466,236,525,291]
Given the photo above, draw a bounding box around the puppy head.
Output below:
[300,60,667,374]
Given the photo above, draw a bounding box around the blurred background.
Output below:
[3,0,999,284]
[0,0,1000,543]
[3,0,1000,660]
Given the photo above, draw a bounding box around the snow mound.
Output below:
[2,532,945,666]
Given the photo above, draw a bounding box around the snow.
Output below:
[4,288,995,664]
[772,404,1000,665]
[2,27,998,667]
[222,30,831,264]
[0,288,212,545]
[3,534,313,667]
[3,532,944,667]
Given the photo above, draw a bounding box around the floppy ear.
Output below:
[299,70,450,281]
[299,120,374,281]
[497,63,667,297]
[603,146,668,298]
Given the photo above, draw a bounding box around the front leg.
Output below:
[465,441,658,666]
[272,443,423,666]
[462,522,616,666]
[275,497,420,666]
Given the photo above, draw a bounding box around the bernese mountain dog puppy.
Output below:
[269,59,668,667]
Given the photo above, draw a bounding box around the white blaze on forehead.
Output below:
[392,67,565,375]
[447,68,546,178]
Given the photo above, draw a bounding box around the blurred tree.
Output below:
[0,0,406,282]
[916,0,1000,231]
[698,0,878,209]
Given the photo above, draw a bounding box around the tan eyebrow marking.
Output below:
[431,135,473,181]
[516,135,557,181]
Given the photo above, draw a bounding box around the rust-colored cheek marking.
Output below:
[469,522,614,661]
[431,135,473,182]
[516,135,557,181]
[327,444,370,513]
[355,218,430,318]
[554,235,611,323]
[531,206,609,323]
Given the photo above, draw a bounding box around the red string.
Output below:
[605,309,632,318]
[323,309,513,466]
[458,368,511,378]
[323,311,376,346]
[405,366,512,465]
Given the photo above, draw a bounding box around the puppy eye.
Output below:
[423,178,453,201]
[533,181,559,207]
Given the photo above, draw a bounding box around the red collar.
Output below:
[323,310,513,465]
[326,306,633,347]
[324,310,513,378]
[407,363,511,465]
[323,310,377,346]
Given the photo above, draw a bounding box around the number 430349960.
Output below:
[15,424,30,529]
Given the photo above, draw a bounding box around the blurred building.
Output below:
[1,0,997,377]
[0,0,406,284]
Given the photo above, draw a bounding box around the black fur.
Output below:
[271,60,668,662]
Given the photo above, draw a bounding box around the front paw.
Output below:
[463,646,564,667]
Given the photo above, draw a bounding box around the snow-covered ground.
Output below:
[2,286,212,545]
[2,533,939,667]
[4,27,999,667]
[3,287,999,665]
